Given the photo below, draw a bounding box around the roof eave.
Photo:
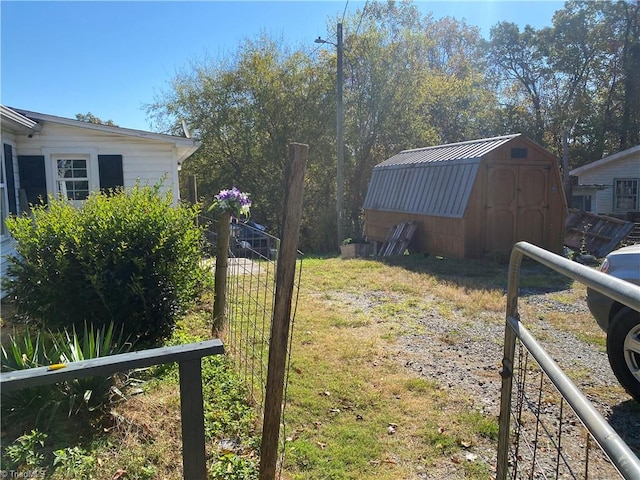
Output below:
[177,142,202,166]
[570,145,640,176]
[1,105,42,133]
[13,108,199,149]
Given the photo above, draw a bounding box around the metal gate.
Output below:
[497,241,640,479]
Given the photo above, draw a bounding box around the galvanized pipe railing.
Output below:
[496,241,640,480]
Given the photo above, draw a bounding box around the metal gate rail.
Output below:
[497,241,640,480]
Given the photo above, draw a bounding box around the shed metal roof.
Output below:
[364,134,520,218]
[376,134,519,167]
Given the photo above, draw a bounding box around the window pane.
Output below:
[56,158,89,202]
[614,179,639,211]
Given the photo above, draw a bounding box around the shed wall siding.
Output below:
[14,123,179,203]
[364,135,567,258]
[574,154,640,215]
[365,209,466,258]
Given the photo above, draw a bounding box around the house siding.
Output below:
[1,106,200,298]
[574,154,640,215]
[1,134,19,291]
[15,123,180,203]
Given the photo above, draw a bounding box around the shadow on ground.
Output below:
[608,399,640,456]
[375,253,574,294]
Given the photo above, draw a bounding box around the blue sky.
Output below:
[1,1,564,132]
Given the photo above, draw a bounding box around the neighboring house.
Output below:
[569,145,640,218]
[1,105,200,293]
[363,134,567,259]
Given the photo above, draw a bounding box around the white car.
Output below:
[586,244,640,401]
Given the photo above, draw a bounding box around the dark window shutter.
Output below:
[98,155,123,193]
[18,155,47,206]
[3,144,17,214]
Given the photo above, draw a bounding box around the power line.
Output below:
[354,1,367,38]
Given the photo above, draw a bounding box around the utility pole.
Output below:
[336,22,344,248]
[316,22,344,249]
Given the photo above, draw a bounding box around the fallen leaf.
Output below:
[465,453,478,462]
[460,440,473,448]
[438,426,446,434]
[329,408,341,413]
[387,425,397,435]
[112,469,127,480]
[451,456,461,464]
[320,391,331,396]
[356,414,364,421]
[316,441,327,449]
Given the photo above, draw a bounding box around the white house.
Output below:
[569,145,640,217]
[1,105,200,292]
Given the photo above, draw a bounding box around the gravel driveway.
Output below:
[396,287,640,477]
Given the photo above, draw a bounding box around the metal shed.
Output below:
[363,134,568,258]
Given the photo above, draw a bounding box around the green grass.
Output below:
[1,253,603,479]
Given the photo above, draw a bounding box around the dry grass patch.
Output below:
[281,257,504,479]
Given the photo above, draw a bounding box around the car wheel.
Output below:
[606,307,640,402]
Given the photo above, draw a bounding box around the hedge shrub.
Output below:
[5,184,208,343]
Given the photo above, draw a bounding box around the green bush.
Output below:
[5,183,208,343]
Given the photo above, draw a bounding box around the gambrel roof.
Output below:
[364,134,520,218]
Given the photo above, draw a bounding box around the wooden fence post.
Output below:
[212,210,231,335]
[259,143,308,480]
[179,358,207,480]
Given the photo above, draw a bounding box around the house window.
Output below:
[614,179,639,212]
[571,194,592,212]
[56,157,90,201]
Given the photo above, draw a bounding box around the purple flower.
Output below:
[211,187,252,217]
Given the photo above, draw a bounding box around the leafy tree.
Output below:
[75,112,117,127]
[485,22,549,143]
[148,37,336,251]
[340,2,497,236]
[486,0,639,167]
[150,0,639,250]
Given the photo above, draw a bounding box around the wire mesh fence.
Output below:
[507,340,624,479]
[225,253,278,409]
[201,214,300,413]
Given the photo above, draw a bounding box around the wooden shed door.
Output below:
[485,164,550,253]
